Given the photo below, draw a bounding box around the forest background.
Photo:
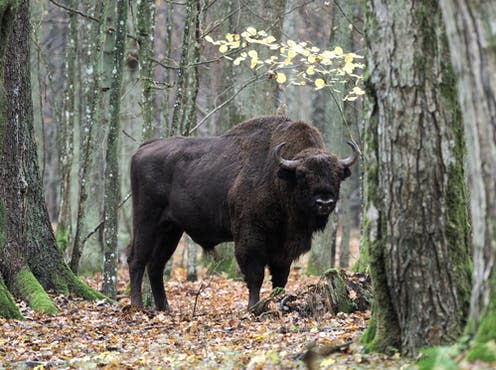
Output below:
[1,0,496,368]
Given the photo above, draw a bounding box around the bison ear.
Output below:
[277,167,297,184]
[341,167,352,180]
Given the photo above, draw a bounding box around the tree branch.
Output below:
[187,73,266,134]
[48,0,99,22]
[332,0,363,36]
[80,192,132,246]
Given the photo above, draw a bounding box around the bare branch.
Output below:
[81,192,132,246]
[332,0,363,36]
[188,73,266,135]
[48,0,100,22]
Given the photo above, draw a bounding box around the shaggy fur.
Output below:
[128,115,355,310]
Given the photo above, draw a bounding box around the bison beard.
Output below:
[127,115,358,311]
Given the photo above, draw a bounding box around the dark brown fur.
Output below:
[128,115,355,310]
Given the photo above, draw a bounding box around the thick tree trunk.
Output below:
[0,0,103,320]
[363,0,471,355]
[439,0,496,361]
[0,0,25,320]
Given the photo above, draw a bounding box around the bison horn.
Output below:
[339,141,360,168]
[273,142,301,170]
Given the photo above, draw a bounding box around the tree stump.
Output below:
[275,269,371,317]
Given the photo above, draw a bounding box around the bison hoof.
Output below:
[249,287,285,315]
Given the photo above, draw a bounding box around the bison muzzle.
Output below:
[127,115,358,311]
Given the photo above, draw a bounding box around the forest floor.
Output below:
[0,263,412,370]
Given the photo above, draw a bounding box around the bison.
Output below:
[127,115,358,311]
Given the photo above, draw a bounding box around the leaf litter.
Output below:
[0,265,410,369]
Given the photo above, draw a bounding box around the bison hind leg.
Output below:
[147,225,183,311]
[128,254,146,308]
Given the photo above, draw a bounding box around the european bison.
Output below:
[127,115,358,311]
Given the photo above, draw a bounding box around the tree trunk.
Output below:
[161,1,174,136]
[0,0,25,320]
[55,0,78,256]
[439,0,496,361]
[363,0,471,355]
[307,0,363,273]
[0,0,103,320]
[170,0,195,135]
[70,0,106,273]
[137,0,156,139]
[102,0,128,298]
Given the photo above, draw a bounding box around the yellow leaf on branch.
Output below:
[276,72,287,83]
[315,78,326,90]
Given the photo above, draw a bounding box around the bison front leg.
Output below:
[268,260,291,290]
[234,246,266,309]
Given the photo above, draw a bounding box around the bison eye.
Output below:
[341,167,352,180]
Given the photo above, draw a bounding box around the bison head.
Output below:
[274,141,358,227]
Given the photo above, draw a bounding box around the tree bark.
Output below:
[102,0,128,299]
[70,0,106,273]
[363,0,471,355]
[0,0,104,320]
[439,0,496,361]
[137,0,156,139]
[0,0,25,320]
[55,0,78,256]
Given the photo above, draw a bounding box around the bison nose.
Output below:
[316,198,334,207]
[315,198,335,215]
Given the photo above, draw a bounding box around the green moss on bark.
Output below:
[0,201,5,254]
[353,214,369,273]
[55,223,69,253]
[0,277,23,319]
[49,268,107,301]
[68,271,107,301]
[324,269,354,313]
[440,32,472,337]
[13,267,57,315]
[467,276,496,362]
[359,84,400,352]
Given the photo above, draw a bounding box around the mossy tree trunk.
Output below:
[439,0,496,361]
[363,0,471,355]
[0,0,24,320]
[0,0,104,320]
